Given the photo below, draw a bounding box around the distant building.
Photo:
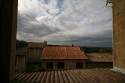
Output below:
[16,47,27,72]
[27,41,47,62]
[41,46,88,70]
[26,41,47,71]
[16,41,47,72]
[86,53,113,68]
[16,41,113,72]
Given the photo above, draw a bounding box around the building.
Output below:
[16,47,27,72]
[41,46,88,70]
[27,41,47,62]
[86,53,113,68]
[26,41,47,72]
[16,41,47,72]
[16,43,113,71]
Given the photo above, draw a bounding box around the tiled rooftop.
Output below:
[86,53,113,62]
[41,46,88,60]
[11,69,125,83]
[28,42,46,48]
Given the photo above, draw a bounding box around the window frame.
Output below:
[76,62,83,69]
[57,62,64,69]
[46,62,53,69]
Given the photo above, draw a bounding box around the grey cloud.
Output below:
[17,11,61,39]
[17,0,112,47]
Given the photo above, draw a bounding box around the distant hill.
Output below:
[16,41,112,53]
[16,40,28,49]
[80,46,112,53]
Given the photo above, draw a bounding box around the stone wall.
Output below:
[113,0,125,71]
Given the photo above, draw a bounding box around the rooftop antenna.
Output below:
[106,0,113,7]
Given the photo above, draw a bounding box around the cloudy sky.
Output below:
[17,0,112,47]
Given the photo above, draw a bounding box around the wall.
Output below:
[28,48,41,62]
[0,0,17,82]
[113,0,125,72]
[16,56,26,72]
[26,62,42,72]
[41,60,86,70]
[86,62,113,69]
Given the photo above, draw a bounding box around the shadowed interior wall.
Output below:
[0,0,18,82]
[113,0,125,70]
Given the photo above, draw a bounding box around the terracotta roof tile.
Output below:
[41,46,88,60]
[11,69,125,83]
[87,53,113,62]
[66,47,87,59]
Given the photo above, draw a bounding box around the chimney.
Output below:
[44,41,47,46]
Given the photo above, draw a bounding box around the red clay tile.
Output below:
[41,46,88,60]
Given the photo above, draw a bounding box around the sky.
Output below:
[17,0,112,47]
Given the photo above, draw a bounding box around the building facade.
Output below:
[27,41,47,62]
[86,53,113,68]
[16,41,47,72]
[41,46,88,70]
[16,47,27,72]
[26,41,47,72]
[16,44,113,71]
[41,60,86,70]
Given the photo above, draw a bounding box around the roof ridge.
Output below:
[41,47,46,59]
[65,47,67,59]
[41,46,88,60]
